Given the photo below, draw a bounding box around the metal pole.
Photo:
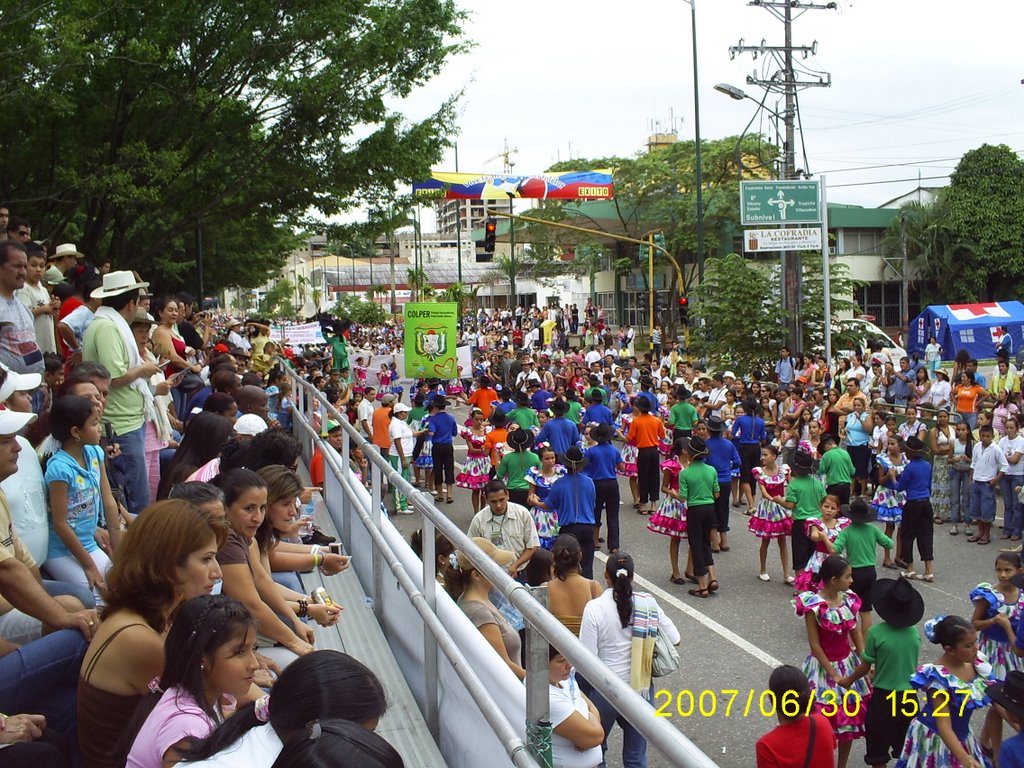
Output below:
[783,0,800,353]
[525,585,552,766]
[821,175,832,364]
[509,197,516,308]
[422,516,440,741]
[648,233,655,339]
[689,0,705,291]
[351,249,355,297]
[455,144,463,286]
[390,240,397,315]
[370,458,384,624]
[900,210,909,328]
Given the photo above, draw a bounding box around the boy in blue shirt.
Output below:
[895,436,934,581]
[584,424,624,553]
[546,446,597,577]
[582,391,613,428]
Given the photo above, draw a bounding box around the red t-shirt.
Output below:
[57,296,84,357]
[755,713,836,768]
[310,448,325,487]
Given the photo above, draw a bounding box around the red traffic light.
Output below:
[485,221,496,234]
[677,297,688,307]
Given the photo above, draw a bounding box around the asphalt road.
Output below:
[385,400,1007,768]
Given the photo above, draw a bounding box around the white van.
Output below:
[833,318,907,364]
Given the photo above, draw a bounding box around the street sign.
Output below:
[744,227,822,253]
[740,180,822,225]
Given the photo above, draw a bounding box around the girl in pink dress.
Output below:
[749,445,794,584]
[353,357,368,394]
[455,409,491,512]
[616,409,640,509]
[794,555,869,768]
[648,438,689,584]
[376,364,392,400]
[794,494,850,593]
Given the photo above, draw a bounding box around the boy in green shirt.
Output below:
[679,437,720,598]
[782,451,826,584]
[838,576,923,768]
[495,428,541,506]
[508,392,540,430]
[818,433,855,505]
[669,386,698,438]
[833,497,894,633]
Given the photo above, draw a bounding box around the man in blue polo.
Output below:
[426,397,458,502]
[705,417,740,552]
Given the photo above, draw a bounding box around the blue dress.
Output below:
[894,659,994,768]
[970,582,1024,680]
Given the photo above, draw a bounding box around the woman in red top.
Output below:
[755,665,837,767]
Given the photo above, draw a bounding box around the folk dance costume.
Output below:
[526,464,567,550]
[894,658,994,768]
[970,582,1024,680]
[455,428,491,490]
[794,591,870,741]
[872,453,908,524]
[748,465,793,539]
[616,413,638,478]
[647,459,687,539]
[793,517,851,593]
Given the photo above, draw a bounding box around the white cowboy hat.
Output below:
[90,270,149,299]
[51,243,85,260]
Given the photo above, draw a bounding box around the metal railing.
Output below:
[282,362,718,768]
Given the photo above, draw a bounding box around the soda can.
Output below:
[311,586,336,609]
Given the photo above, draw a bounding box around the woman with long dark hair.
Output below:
[579,553,679,768]
[157,413,234,500]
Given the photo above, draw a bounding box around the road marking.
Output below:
[594,552,784,669]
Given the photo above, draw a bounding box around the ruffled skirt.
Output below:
[748,500,793,539]
[872,486,905,524]
[648,498,687,539]
[894,720,990,768]
[802,652,869,741]
[455,454,491,489]
[979,635,1023,681]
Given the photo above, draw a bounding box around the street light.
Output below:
[682,0,705,289]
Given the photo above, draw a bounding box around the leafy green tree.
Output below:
[942,144,1024,299]
[258,279,296,318]
[331,294,387,326]
[798,255,865,354]
[690,253,784,371]
[0,0,466,294]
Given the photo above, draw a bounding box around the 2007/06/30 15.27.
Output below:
[653,688,970,719]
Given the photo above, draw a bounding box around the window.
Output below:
[855,281,921,328]
[622,291,649,330]
[841,228,881,256]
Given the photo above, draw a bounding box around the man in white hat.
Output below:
[0,240,44,377]
[48,243,85,276]
[82,271,161,514]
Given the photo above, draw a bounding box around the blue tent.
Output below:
[908,302,1024,361]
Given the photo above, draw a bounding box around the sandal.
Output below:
[901,570,918,580]
[967,536,981,543]
[882,562,900,570]
[446,497,454,504]
[687,588,711,598]
[758,573,771,582]
[933,516,943,524]
[670,576,688,585]
[683,573,698,584]
[707,580,720,592]
[920,574,935,582]
[978,537,991,545]
[719,545,730,552]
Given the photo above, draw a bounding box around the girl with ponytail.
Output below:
[580,552,680,766]
[893,615,991,768]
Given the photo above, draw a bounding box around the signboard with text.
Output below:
[403,302,459,379]
[740,180,822,225]
[743,227,823,253]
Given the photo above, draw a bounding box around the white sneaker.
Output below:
[758,573,771,582]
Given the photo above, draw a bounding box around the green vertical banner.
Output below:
[404,302,459,379]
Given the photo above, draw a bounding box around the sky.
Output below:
[401,0,1024,225]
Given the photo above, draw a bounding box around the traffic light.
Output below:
[677,296,689,325]
[483,217,497,253]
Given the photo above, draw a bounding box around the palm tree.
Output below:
[407,268,434,302]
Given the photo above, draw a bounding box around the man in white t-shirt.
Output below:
[1000,418,1024,542]
[357,387,376,439]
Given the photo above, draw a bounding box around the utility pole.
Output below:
[730,0,835,353]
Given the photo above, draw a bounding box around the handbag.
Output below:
[651,627,680,677]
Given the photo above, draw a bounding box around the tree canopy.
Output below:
[884,143,1024,303]
[0,0,466,295]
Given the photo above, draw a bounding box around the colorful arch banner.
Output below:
[413,170,614,200]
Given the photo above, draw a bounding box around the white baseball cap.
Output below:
[234,414,269,436]
[393,402,411,414]
[0,408,36,436]
[0,365,41,403]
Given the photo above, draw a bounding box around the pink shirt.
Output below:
[125,687,217,768]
